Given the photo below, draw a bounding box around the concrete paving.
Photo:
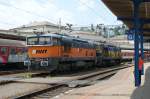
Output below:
[52,62,150,99]
[0,82,49,99]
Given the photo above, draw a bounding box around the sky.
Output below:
[0,0,122,29]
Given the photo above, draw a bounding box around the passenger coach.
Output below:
[0,39,27,66]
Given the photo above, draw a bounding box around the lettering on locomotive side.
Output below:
[32,49,47,54]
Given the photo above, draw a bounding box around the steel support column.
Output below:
[133,0,141,86]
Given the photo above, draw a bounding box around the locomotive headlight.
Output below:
[41,61,48,66]
[24,60,31,66]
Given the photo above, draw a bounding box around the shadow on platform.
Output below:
[131,67,150,99]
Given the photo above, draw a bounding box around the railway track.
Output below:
[0,70,27,76]
[0,71,53,87]
[13,64,132,99]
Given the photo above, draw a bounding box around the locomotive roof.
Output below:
[28,33,62,38]
[28,33,91,44]
[0,39,25,47]
[72,38,88,43]
[103,44,120,49]
[28,33,103,47]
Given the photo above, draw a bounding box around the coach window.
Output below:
[1,47,7,55]
[10,48,16,55]
[17,48,23,54]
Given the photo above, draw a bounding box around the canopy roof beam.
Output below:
[102,0,150,87]
[118,16,150,24]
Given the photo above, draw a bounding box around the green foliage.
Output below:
[23,73,32,78]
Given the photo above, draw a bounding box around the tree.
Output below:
[66,23,73,31]
[96,24,103,35]
[91,24,95,31]
[114,26,121,35]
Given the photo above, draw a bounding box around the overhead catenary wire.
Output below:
[0,0,120,29]
[77,0,110,24]
[0,1,77,29]
[0,1,57,24]
[39,0,73,25]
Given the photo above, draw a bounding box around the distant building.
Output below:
[72,26,102,36]
[10,21,68,34]
[69,31,105,42]
[0,29,31,37]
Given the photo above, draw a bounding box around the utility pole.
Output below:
[58,18,61,33]
[43,26,44,33]
[108,28,110,43]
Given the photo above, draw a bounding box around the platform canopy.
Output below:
[102,0,150,40]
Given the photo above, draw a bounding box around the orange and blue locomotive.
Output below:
[102,44,122,64]
[24,33,97,71]
[24,33,122,71]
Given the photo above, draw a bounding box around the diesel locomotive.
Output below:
[24,33,122,71]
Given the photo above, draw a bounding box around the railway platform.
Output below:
[52,62,150,99]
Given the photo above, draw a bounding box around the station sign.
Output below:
[126,30,135,40]
[127,33,134,40]
[126,30,141,41]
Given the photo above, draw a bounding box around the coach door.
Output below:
[0,47,8,63]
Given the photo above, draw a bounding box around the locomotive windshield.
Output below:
[27,37,38,45]
[39,37,51,45]
[27,36,58,45]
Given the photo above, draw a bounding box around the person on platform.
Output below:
[139,54,143,76]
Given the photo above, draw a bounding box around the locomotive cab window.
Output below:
[39,37,45,44]
[45,37,51,44]
[27,37,38,45]
[39,37,51,45]
[1,47,7,55]
[27,36,60,45]
[52,37,59,45]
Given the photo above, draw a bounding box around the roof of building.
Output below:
[11,21,59,29]
[26,21,57,27]
[0,38,25,47]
